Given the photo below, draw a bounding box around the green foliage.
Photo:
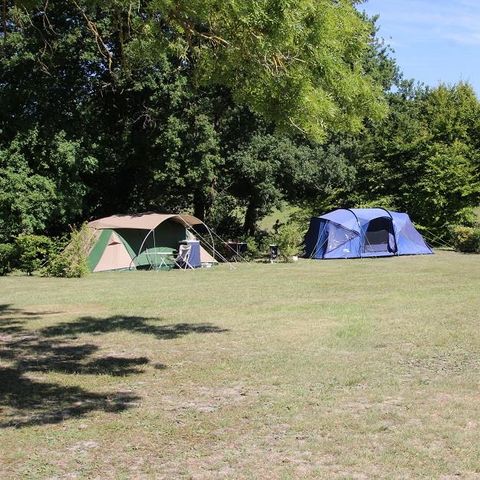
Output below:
[335,82,480,242]
[207,193,244,240]
[5,0,478,248]
[0,243,15,276]
[451,226,480,253]
[10,0,388,142]
[127,0,388,140]
[243,237,261,260]
[228,134,353,234]
[0,0,390,241]
[275,222,304,261]
[0,130,96,242]
[45,225,94,278]
[15,234,54,275]
[403,141,479,229]
[0,138,56,242]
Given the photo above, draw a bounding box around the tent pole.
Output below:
[177,214,239,267]
[178,214,217,259]
[187,219,247,262]
[202,222,216,260]
[421,228,453,250]
[346,209,363,258]
[138,228,154,269]
[207,226,249,262]
[188,225,236,269]
[153,228,157,269]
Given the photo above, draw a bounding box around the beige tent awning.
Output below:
[88,213,204,231]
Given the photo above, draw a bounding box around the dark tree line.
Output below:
[0,1,479,244]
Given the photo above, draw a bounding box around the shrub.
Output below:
[451,225,480,253]
[15,234,54,275]
[45,224,94,277]
[0,243,15,275]
[275,222,304,261]
[244,237,259,260]
[243,233,271,260]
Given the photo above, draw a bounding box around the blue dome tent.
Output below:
[304,208,433,259]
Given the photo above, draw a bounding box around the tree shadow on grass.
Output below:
[0,304,48,336]
[4,337,149,376]
[0,306,151,378]
[0,368,138,429]
[0,304,227,429]
[41,315,229,340]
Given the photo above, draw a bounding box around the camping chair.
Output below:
[174,243,193,269]
[269,244,279,263]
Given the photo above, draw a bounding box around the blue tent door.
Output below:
[305,218,329,258]
[363,217,397,255]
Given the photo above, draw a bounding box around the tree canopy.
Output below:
[12,0,388,140]
[1,1,479,246]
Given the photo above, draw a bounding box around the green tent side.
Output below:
[114,221,186,268]
[87,229,113,271]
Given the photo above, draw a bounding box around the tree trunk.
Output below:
[193,192,205,221]
[243,200,257,236]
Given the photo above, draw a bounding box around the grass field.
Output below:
[1,251,480,479]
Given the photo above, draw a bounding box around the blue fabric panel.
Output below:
[319,209,359,233]
[389,211,407,229]
[389,212,433,255]
[323,236,360,258]
[188,240,201,267]
[305,217,328,258]
[180,240,201,267]
[326,225,359,254]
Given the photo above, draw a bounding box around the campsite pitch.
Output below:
[1,251,480,478]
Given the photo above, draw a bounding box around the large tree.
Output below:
[227,135,354,235]
[11,0,388,141]
[1,0,386,240]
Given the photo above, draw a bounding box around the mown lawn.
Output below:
[1,251,480,479]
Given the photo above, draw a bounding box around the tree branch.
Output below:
[70,0,113,73]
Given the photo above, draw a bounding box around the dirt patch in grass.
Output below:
[162,384,255,414]
[401,349,480,376]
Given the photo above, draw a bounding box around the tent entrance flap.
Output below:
[363,217,396,254]
[327,225,358,253]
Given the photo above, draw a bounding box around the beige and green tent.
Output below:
[86,213,216,272]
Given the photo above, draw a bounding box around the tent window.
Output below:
[327,226,357,252]
[363,217,396,253]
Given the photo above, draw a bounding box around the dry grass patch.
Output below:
[1,251,480,478]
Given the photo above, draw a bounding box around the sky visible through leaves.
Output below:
[361,0,480,95]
